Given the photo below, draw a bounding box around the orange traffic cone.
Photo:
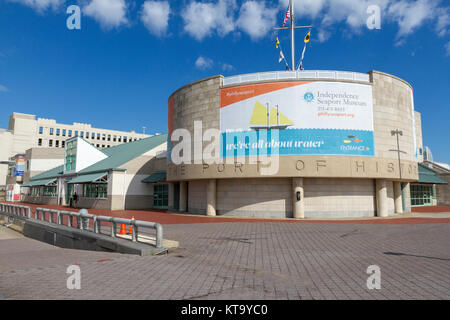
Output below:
[120,216,127,235]
[128,216,135,234]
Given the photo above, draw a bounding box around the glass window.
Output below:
[56,140,59,148]
[97,133,101,140]
[39,127,43,134]
[85,132,89,139]
[49,128,54,135]
[107,135,111,141]
[153,184,168,209]
[68,130,72,137]
[118,136,122,142]
[124,136,127,143]
[49,140,53,147]
[43,186,57,197]
[102,134,106,141]
[38,138,42,146]
[74,130,78,137]
[113,135,117,142]
[62,141,65,148]
[65,140,77,171]
[80,131,84,138]
[83,184,107,199]
[56,129,60,136]
[31,187,41,197]
[62,129,66,136]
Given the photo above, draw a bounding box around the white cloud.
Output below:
[182,0,236,41]
[9,0,64,12]
[436,6,450,37]
[195,56,214,69]
[387,0,437,38]
[83,0,128,30]
[237,1,278,41]
[278,0,326,19]
[140,1,170,37]
[221,63,234,71]
[0,85,9,92]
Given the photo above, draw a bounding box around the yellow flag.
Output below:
[276,37,280,48]
[304,31,310,43]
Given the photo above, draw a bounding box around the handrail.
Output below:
[222,70,371,86]
[0,202,164,248]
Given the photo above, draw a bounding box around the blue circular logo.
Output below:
[304,92,314,103]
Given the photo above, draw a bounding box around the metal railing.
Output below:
[222,70,371,86]
[0,203,163,248]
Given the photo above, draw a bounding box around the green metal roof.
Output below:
[29,165,64,181]
[22,178,56,187]
[142,171,166,183]
[68,172,108,184]
[28,134,168,181]
[418,164,448,184]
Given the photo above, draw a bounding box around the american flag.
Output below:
[281,7,290,27]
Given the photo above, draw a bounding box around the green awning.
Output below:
[68,172,108,184]
[142,171,166,183]
[418,164,448,184]
[22,178,56,187]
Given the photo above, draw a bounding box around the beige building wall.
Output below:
[414,111,424,163]
[0,112,152,187]
[24,148,65,182]
[0,129,13,188]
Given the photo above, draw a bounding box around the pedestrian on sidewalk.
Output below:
[73,192,78,208]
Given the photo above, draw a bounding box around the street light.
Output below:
[389,130,407,180]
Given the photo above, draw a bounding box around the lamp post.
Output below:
[389,130,407,180]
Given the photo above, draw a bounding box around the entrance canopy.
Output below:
[22,178,56,187]
[418,164,448,184]
[68,172,108,184]
[142,171,166,183]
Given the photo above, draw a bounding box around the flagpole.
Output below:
[290,0,294,71]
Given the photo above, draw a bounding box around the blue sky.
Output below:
[0,0,449,162]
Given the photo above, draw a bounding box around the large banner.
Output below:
[13,154,25,177]
[220,81,374,157]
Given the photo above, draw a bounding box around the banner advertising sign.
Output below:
[13,154,25,177]
[220,81,374,158]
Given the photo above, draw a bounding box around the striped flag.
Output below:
[281,6,290,27]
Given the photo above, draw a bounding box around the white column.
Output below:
[376,179,388,217]
[179,181,187,212]
[168,182,174,211]
[206,179,216,216]
[292,177,305,219]
[393,181,403,214]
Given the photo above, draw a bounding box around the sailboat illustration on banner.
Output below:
[249,102,294,130]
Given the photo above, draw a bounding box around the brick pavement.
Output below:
[0,221,449,300]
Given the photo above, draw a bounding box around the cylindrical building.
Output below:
[167,70,423,218]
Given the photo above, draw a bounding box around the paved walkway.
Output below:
[5,202,450,225]
[0,219,449,299]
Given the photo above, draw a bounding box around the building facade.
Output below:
[21,134,168,210]
[166,70,424,218]
[0,112,152,188]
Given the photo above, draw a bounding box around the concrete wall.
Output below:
[0,129,13,187]
[186,177,390,218]
[24,148,65,182]
[22,195,58,205]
